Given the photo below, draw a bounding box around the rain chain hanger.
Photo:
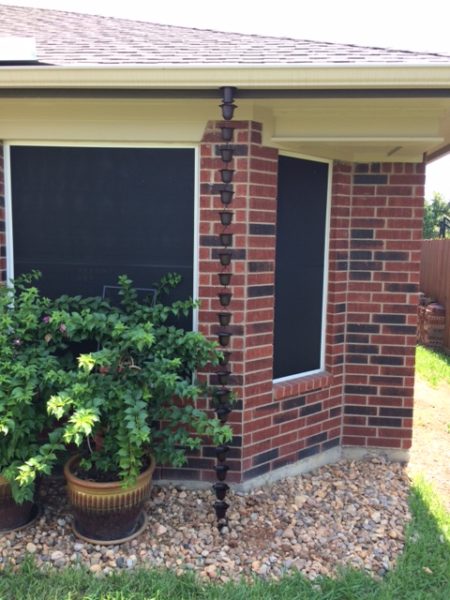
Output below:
[212,86,237,529]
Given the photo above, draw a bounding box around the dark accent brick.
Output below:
[350,261,382,271]
[348,344,379,355]
[253,448,279,466]
[334,334,345,343]
[214,144,248,157]
[370,355,404,365]
[212,248,246,260]
[337,261,348,271]
[300,402,322,416]
[347,324,380,333]
[345,405,377,415]
[322,437,340,450]
[232,399,243,411]
[374,251,409,261]
[373,314,406,324]
[203,446,241,459]
[0,246,5,257]
[307,432,327,446]
[274,410,298,424]
[351,229,374,239]
[249,224,276,235]
[370,376,403,385]
[330,407,342,417]
[336,303,346,313]
[353,174,388,184]
[282,396,306,410]
[243,462,271,481]
[298,445,320,460]
[229,435,242,448]
[248,285,274,298]
[380,387,407,397]
[347,334,369,343]
[384,325,417,335]
[334,354,345,365]
[255,402,278,413]
[347,354,369,364]
[202,183,233,194]
[345,385,377,395]
[186,457,215,470]
[249,261,273,272]
[355,164,369,173]
[371,163,381,173]
[386,283,419,293]
[350,250,372,260]
[350,272,372,281]
[368,417,402,427]
[380,407,413,417]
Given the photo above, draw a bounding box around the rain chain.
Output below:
[212,86,237,530]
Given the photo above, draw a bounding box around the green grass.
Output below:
[0,478,449,600]
[415,345,450,388]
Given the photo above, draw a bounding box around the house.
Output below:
[1,4,450,490]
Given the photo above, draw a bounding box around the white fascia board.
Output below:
[1,64,450,89]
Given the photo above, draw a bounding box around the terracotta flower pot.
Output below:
[64,454,155,544]
[0,475,36,531]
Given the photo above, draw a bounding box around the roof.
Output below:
[1,3,450,67]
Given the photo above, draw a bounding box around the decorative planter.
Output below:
[220,169,234,184]
[218,272,232,287]
[64,454,155,544]
[217,312,232,327]
[218,251,232,267]
[0,475,38,532]
[219,211,233,226]
[218,291,232,307]
[220,126,234,142]
[219,232,233,247]
[220,189,234,205]
[219,147,234,163]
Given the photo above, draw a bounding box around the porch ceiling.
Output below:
[0,93,449,163]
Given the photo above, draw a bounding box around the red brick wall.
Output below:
[342,162,424,451]
[0,132,424,484]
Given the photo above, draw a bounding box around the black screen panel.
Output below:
[273,155,329,379]
[10,146,195,307]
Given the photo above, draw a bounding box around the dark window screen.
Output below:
[273,155,329,379]
[10,146,195,306]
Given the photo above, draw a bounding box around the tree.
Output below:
[423,192,450,239]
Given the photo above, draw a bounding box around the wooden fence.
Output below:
[420,239,450,350]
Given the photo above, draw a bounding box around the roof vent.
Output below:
[0,37,37,63]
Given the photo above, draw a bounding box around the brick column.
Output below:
[343,162,424,451]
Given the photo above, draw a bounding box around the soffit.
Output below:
[1,95,449,163]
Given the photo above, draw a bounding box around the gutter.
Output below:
[1,64,450,89]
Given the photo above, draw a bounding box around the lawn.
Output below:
[415,345,450,388]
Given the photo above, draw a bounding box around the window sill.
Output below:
[273,372,332,401]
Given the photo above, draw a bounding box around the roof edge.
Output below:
[2,64,450,89]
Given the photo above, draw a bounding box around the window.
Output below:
[273,154,330,381]
[8,145,196,307]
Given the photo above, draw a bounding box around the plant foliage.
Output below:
[15,273,231,491]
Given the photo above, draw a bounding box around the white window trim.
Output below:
[4,141,200,331]
[273,151,333,384]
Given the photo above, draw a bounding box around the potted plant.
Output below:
[0,272,65,531]
[24,274,231,543]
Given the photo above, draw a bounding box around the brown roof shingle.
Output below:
[1,3,450,67]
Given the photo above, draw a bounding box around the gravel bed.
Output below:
[0,456,411,581]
